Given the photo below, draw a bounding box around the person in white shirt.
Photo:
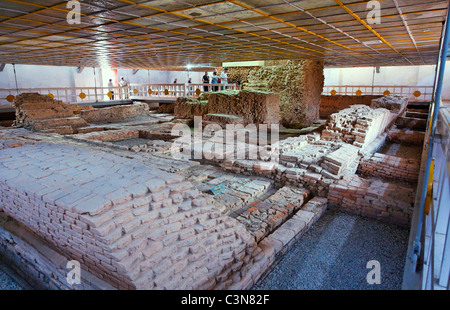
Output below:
[220,68,228,90]
[119,76,129,99]
[107,79,115,100]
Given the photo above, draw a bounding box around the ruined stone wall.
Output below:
[80,103,149,123]
[243,59,324,128]
[0,143,260,290]
[13,93,89,134]
[327,175,415,226]
[320,95,381,119]
[358,153,420,183]
[174,90,280,126]
[216,66,261,86]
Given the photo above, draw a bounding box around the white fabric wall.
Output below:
[0,64,206,90]
[2,63,448,100]
[324,63,450,100]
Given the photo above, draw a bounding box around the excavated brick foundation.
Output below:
[0,142,265,290]
[0,90,426,289]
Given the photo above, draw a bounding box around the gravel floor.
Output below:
[0,264,23,290]
[252,210,410,290]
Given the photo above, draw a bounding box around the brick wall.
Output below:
[243,59,324,128]
[320,95,380,119]
[388,129,425,145]
[0,211,115,290]
[327,175,415,226]
[358,153,420,183]
[80,103,149,123]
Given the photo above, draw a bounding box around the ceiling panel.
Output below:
[0,0,448,69]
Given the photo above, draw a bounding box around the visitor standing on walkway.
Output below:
[211,71,219,92]
[108,79,115,100]
[119,76,129,99]
[220,68,228,90]
[187,78,193,96]
[202,72,210,92]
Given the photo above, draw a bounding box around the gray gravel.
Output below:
[0,264,24,290]
[252,210,410,290]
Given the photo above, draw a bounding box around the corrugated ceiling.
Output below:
[0,0,448,69]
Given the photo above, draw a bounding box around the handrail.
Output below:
[413,6,450,271]
[322,85,434,101]
[0,83,237,106]
[403,4,450,290]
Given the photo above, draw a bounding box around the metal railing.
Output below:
[322,85,434,101]
[403,5,450,290]
[421,108,450,290]
[0,83,237,106]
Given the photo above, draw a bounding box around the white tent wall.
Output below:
[324,63,450,100]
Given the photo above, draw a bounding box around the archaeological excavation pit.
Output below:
[0,0,449,293]
[0,85,433,291]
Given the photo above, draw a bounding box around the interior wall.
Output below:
[116,69,204,85]
[0,64,205,90]
[0,64,76,89]
[324,63,450,100]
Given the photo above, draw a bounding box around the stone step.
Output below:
[395,116,427,131]
[234,185,311,242]
[321,143,360,177]
[203,113,244,124]
[40,126,75,135]
[405,111,428,119]
[31,117,88,131]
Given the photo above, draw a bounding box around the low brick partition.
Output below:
[388,128,425,145]
[327,175,415,226]
[358,153,420,183]
[0,142,262,290]
[395,116,427,131]
[320,95,380,119]
[235,186,311,242]
[80,103,149,123]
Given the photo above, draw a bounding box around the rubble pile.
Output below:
[321,105,390,148]
[370,95,409,113]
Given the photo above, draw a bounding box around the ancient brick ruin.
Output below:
[0,77,426,290]
[243,59,324,128]
[174,90,280,126]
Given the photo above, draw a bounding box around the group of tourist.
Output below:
[107,77,128,100]
[107,68,229,100]
[202,68,228,92]
[173,68,229,92]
